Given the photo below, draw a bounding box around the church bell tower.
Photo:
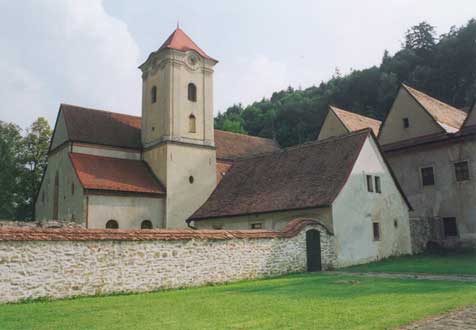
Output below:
[139,27,218,228]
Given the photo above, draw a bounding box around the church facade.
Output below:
[35,28,413,266]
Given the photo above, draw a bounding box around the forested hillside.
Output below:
[215,20,476,147]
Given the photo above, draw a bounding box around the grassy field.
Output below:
[0,273,475,330]
[342,253,476,275]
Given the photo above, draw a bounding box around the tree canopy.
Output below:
[215,19,476,147]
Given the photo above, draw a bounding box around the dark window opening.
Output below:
[375,176,381,193]
[366,175,374,192]
[251,223,263,229]
[455,161,470,182]
[394,219,398,228]
[151,86,157,104]
[443,218,458,237]
[421,167,435,186]
[106,220,119,229]
[189,176,194,184]
[403,118,409,128]
[188,83,197,102]
[71,183,75,195]
[373,222,381,241]
[141,220,153,229]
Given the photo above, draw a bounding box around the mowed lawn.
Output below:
[342,252,476,275]
[1,273,476,330]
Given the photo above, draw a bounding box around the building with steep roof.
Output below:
[35,27,412,266]
[319,84,476,247]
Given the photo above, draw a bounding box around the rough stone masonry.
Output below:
[0,219,335,303]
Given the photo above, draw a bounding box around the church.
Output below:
[35,27,413,266]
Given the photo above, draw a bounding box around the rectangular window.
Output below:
[375,176,381,193]
[251,223,263,229]
[403,118,409,128]
[454,161,470,182]
[372,222,381,241]
[421,167,435,186]
[366,175,374,192]
[443,218,458,237]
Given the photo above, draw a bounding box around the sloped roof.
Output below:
[190,130,371,220]
[214,129,280,160]
[158,28,214,60]
[56,104,279,160]
[61,104,142,150]
[403,84,467,132]
[69,153,165,195]
[330,106,381,135]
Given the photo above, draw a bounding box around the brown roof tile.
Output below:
[0,219,325,241]
[190,130,371,220]
[61,104,142,150]
[331,106,381,135]
[214,130,280,160]
[58,105,279,161]
[69,153,165,195]
[216,161,233,184]
[403,84,467,132]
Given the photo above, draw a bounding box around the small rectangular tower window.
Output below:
[443,218,458,237]
[375,176,381,193]
[251,223,263,229]
[454,161,470,182]
[403,118,410,128]
[366,175,374,192]
[372,222,381,241]
[421,166,435,186]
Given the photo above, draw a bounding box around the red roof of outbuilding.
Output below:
[69,153,165,195]
[159,28,214,60]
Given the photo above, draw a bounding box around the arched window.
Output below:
[189,114,196,133]
[151,86,157,104]
[188,83,197,102]
[141,220,153,229]
[106,220,119,229]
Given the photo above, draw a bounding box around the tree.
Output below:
[0,122,23,220]
[404,22,437,52]
[16,117,51,220]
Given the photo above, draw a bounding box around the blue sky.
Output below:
[1,0,475,128]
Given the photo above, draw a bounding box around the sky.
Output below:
[1,0,475,129]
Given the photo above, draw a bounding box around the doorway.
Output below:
[306,229,322,272]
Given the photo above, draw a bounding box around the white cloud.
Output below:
[0,0,141,128]
[215,55,288,112]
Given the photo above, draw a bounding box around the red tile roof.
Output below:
[57,104,280,161]
[69,153,165,195]
[403,84,467,132]
[331,106,381,135]
[0,219,325,241]
[214,130,280,160]
[190,130,371,220]
[159,28,215,61]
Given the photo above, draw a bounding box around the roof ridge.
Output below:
[215,129,276,142]
[61,103,141,119]
[235,128,370,162]
[330,105,382,124]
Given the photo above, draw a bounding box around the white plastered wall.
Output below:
[332,136,412,267]
[87,195,165,229]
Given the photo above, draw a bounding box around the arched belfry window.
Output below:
[106,220,119,229]
[141,220,153,229]
[189,114,196,133]
[188,83,197,102]
[151,86,157,104]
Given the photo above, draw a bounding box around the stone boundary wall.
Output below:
[0,220,82,228]
[0,219,335,304]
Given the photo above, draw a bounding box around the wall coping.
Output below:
[0,219,329,242]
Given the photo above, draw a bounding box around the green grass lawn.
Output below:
[342,252,476,275]
[0,273,475,330]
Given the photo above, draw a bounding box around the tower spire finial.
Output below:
[177,20,180,29]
